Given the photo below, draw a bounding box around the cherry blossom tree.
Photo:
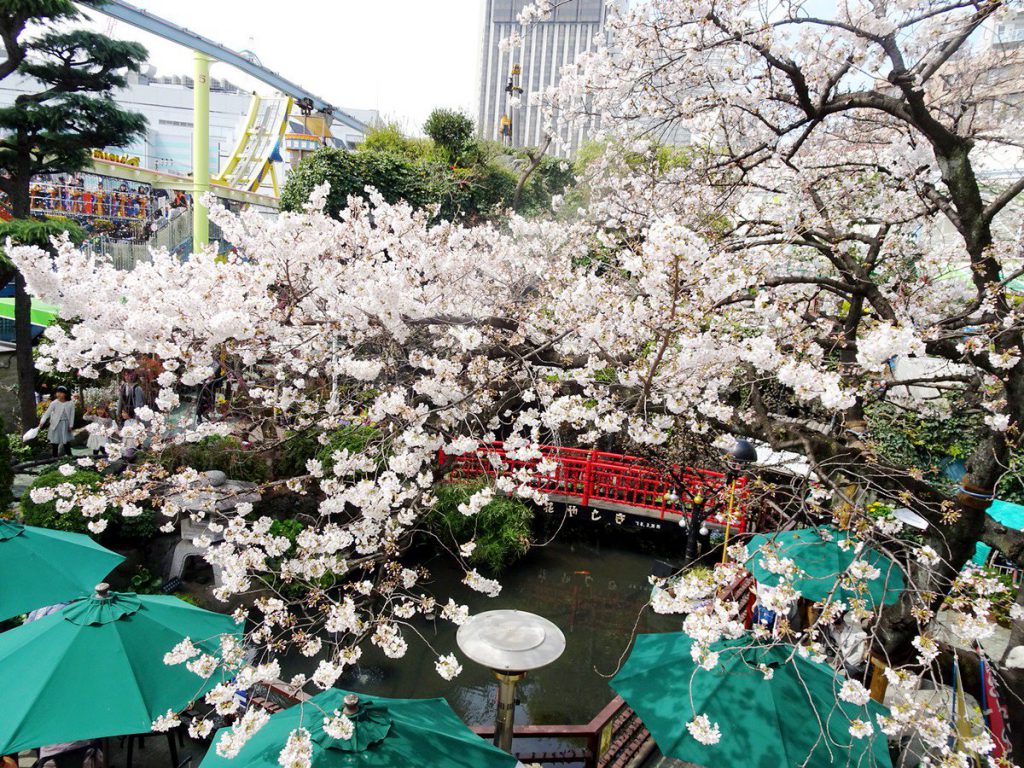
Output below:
[8,0,1024,763]
[532,0,1024,758]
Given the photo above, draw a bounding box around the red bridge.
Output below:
[441,442,751,533]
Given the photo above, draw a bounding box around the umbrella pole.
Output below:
[493,672,524,753]
[166,729,179,768]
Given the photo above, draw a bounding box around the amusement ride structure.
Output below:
[80,0,370,248]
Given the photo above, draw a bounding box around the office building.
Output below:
[476,0,616,156]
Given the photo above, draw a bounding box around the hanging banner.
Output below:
[979,651,1012,761]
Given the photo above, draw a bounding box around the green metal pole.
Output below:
[192,51,211,251]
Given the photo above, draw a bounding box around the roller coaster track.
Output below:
[86,1,368,133]
[83,1,368,202]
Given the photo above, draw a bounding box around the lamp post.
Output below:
[677,438,757,568]
[456,610,565,754]
[720,437,757,561]
[681,491,708,568]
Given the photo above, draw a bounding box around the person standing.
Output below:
[37,385,75,457]
[118,408,141,462]
[116,372,146,424]
[84,404,114,456]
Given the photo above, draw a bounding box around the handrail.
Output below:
[443,441,752,532]
[470,696,649,768]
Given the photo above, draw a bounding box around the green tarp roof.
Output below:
[0,298,58,327]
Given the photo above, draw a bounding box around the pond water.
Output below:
[295,523,686,729]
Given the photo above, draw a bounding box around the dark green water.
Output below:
[321,527,683,729]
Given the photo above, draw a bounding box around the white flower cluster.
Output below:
[463,569,502,597]
[277,728,313,768]
[686,714,721,745]
[215,708,271,759]
[322,711,354,741]
[434,653,463,681]
[151,710,181,732]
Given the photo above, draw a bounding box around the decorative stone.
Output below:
[203,470,227,487]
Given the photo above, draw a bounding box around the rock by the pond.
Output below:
[163,471,261,513]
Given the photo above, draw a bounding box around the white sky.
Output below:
[77,0,484,135]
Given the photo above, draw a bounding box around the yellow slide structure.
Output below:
[213,94,293,197]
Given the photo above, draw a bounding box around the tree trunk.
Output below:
[10,164,37,430]
[14,271,36,429]
[512,135,552,211]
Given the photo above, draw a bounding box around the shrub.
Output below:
[275,430,320,478]
[315,425,384,473]
[20,467,157,538]
[273,425,384,479]
[866,400,984,494]
[128,565,163,594]
[6,431,34,464]
[280,147,432,219]
[157,435,268,483]
[423,108,475,165]
[360,122,435,161]
[268,517,303,546]
[428,481,533,573]
[21,468,108,532]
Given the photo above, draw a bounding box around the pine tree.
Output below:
[0,1,147,427]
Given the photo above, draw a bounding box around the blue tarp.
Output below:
[972,499,1024,566]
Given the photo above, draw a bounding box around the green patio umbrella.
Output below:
[0,586,237,754]
[0,519,124,621]
[612,633,892,768]
[200,689,518,768]
[746,525,904,608]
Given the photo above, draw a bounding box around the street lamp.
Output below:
[719,438,758,561]
[722,437,758,468]
[678,438,758,567]
[681,492,707,566]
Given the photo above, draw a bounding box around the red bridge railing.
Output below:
[441,442,751,533]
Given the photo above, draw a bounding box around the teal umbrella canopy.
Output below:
[971,499,1024,565]
[612,633,892,768]
[0,589,237,753]
[0,518,124,621]
[200,689,518,768]
[746,526,905,608]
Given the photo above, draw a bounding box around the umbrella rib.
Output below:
[109,619,165,728]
